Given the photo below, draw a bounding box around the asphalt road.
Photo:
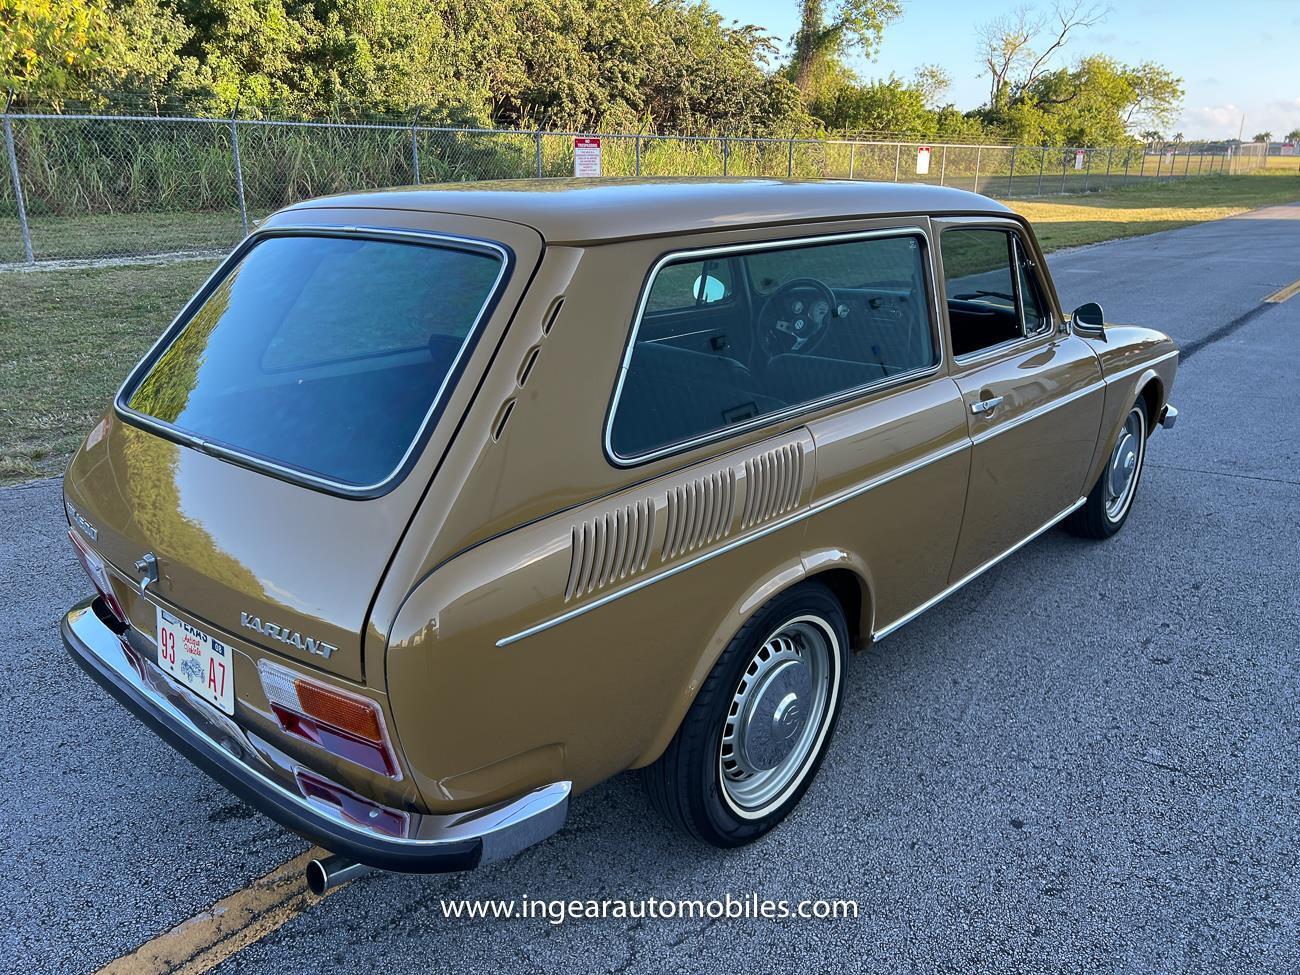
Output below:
[3,205,1299,974]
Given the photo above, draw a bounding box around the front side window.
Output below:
[942,227,1048,357]
[609,232,936,461]
[121,233,505,490]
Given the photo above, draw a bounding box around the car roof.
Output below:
[282,177,1014,246]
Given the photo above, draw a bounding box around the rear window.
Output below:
[121,233,505,490]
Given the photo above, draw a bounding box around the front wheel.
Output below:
[640,581,848,847]
[1068,396,1149,539]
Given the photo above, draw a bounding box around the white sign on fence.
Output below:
[916,146,931,175]
[1073,149,1086,170]
[574,137,602,177]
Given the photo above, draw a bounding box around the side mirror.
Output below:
[1071,301,1106,342]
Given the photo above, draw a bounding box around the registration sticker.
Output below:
[156,607,234,716]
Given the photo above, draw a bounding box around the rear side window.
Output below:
[122,233,505,491]
[609,232,935,461]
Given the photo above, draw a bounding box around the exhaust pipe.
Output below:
[306,854,371,895]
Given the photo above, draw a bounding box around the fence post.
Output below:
[229,115,249,237]
[1183,151,1191,177]
[786,136,794,177]
[974,145,982,192]
[410,125,421,184]
[1196,151,1203,176]
[635,132,642,176]
[1007,147,1017,196]
[1082,149,1091,192]
[939,145,947,185]
[1123,149,1131,185]
[534,131,543,178]
[1102,148,1112,190]
[1060,149,1068,194]
[722,135,729,176]
[1037,147,1046,195]
[1155,146,1163,181]
[2,115,33,264]
[849,142,856,179]
[893,142,901,181]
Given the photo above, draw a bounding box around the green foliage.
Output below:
[1,0,116,102]
[984,56,1184,147]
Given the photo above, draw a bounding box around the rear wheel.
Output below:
[1068,397,1148,539]
[640,581,847,847]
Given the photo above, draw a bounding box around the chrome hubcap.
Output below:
[720,617,834,815]
[1105,408,1144,520]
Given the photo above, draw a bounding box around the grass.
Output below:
[0,260,215,483]
[1010,172,1300,250]
[1,171,1297,485]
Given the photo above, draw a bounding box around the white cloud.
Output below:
[1177,99,1300,140]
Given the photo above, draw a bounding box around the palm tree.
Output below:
[1252,131,1273,143]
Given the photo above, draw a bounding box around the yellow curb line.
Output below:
[1263,278,1300,304]
[94,848,342,975]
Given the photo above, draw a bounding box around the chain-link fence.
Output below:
[0,113,1268,266]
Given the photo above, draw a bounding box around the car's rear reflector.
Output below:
[295,770,409,838]
[68,528,128,626]
[258,660,400,778]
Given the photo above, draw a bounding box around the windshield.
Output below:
[121,233,506,491]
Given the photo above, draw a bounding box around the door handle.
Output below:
[970,395,1004,416]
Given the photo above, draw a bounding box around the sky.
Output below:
[709,0,1300,141]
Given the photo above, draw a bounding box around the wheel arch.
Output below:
[1136,372,1165,432]
[629,548,874,769]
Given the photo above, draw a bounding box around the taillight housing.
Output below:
[258,660,400,779]
[68,528,128,627]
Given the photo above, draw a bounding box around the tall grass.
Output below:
[0,115,1252,227]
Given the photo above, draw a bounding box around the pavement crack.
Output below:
[1179,299,1279,362]
[1145,462,1300,487]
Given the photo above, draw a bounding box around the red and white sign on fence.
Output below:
[574,137,602,177]
[916,146,931,175]
[1073,149,1086,170]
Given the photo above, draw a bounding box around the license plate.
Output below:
[156,607,234,716]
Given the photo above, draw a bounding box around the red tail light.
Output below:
[258,660,400,778]
[68,529,128,626]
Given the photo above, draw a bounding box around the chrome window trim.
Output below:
[498,436,970,647]
[113,225,513,500]
[940,222,1056,367]
[604,226,944,468]
[503,345,1179,648]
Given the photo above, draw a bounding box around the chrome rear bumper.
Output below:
[62,596,570,873]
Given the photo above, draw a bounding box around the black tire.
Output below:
[639,580,848,848]
[1067,396,1149,539]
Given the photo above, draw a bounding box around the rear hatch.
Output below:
[64,219,534,684]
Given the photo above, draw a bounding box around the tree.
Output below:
[978,0,1107,110]
[790,0,901,94]
[1252,131,1272,143]
[1287,128,1300,142]
[912,63,950,109]
[1000,55,1181,147]
[1121,61,1182,133]
[1,0,115,103]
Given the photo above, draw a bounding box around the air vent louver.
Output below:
[741,443,804,529]
[661,469,736,561]
[566,500,656,601]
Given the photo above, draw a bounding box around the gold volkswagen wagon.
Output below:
[61,179,1179,891]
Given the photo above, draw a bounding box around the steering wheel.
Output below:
[755,278,839,359]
